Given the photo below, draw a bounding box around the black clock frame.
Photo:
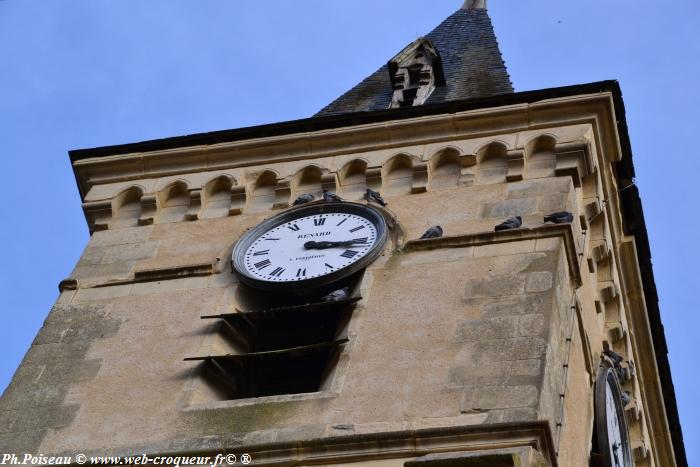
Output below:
[594,361,633,467]
[232,202,388,291]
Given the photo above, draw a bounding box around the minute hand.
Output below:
[304,239,367,250]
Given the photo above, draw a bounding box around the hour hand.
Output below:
[304,239,367,250]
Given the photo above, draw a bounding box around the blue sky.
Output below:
[0,0,697,463]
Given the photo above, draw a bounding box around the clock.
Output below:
[594,362,633,467]
[232,202,388,290]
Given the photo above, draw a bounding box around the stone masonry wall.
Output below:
[1,175,580,465]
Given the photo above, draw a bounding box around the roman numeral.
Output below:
[270,267,285,277]
[296,268,307,277]
[336,218,348,226]
[352,237,368,244]
[254,259,271,270]
[314,218,326,226]
[325,263,334,269]
[264,238,280,241]
[349,225,365,233]
[253,250,269,256]
[340,250,359,259]
[287,224,301,232]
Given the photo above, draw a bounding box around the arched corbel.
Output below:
[412,162,428,193]
[230,185,246,215]
[273,179,292,209]
[458,153,477,186]
[138,194,157,226]
[506,148,525,182]
[366,166,382,191]
[185,188,202,221]
[321,172,338,193]
[82,200,112,232]
[554,141,594,187]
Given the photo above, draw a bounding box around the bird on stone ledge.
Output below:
[419,225,443,239]
[544,211,574,224]
[364,188,387,207]
[494,216,522,231]
[321,287,349,302]
[292,193,315,206]
[323,190,343,202]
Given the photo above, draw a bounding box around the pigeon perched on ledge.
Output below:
[321,287,349,302]
[544,211,574,224]
[494,216,522,231]
[365,188,387,207]
[292,193,315,206]
[603,348,624,366]
[419,225,443,239]
[323,190,343,202]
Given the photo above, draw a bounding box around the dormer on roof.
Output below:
[388,38,445,109]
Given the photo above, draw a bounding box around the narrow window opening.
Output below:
[187,272,363,400]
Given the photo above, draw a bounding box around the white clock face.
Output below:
[606,383,625,467]
[242,212,378,283]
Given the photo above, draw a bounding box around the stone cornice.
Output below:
[71,91,620,199]
[403,224,582,287]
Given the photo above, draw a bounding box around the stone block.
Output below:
[481,294,550,318]
[448,362,510,387]
[130,276,210,296]
[474,240,536,258]
[7,403,79,432]
[464,275,527,298]
[482,198,537,219]
[526,272,553,292]
[73,284,133,302]
[488,253,546,276]
[461,384,538,411]
[70,262,135,284]
[507,178,571,198]
[0,430,47,455]
[454,317,518,342]
[510,359,542,377]
[101,242,159,264]
[518,314,545,337]
[89,226,153,247]
[537,195,568,213]
[76,246,105,266]
[508,337,548,360]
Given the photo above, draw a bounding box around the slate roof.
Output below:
[315,7,513,116]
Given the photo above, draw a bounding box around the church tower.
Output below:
[0,2,686,466]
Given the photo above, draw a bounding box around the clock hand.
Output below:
[304,239,368,250]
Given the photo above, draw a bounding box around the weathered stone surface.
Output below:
[454,317,518,342]
[482,198,538,219]
[526,272,553,292]
[464,274,527,298]
[461,385,538,411]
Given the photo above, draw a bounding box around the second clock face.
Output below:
[242,211,379,283]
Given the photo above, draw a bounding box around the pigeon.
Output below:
[494,216,522,231]
[544,211,574,224]
[292,193,315,206]
[364,188,387,207]
[620,391,631,407]
[603,348,624,366]
[323,190,343,202]
[321,287,349,302]
[419,225,443,239]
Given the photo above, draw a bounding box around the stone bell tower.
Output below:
[0,2,686,466]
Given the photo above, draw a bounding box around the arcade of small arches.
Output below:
[82,135,592,232]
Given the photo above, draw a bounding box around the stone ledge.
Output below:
[402,224,581,286]
[60,262,216,291]
[36,422,556,467]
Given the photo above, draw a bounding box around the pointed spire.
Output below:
[461,0,486,9]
